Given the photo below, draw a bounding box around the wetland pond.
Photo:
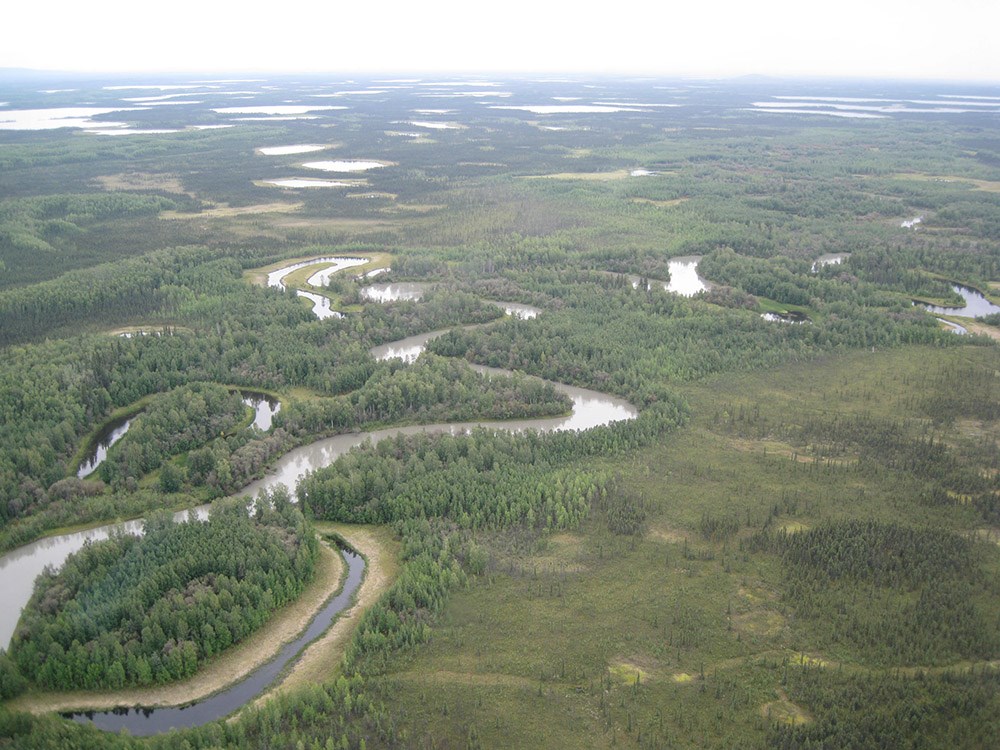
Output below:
[628,256,709,297]
[811,253,850,272]
[359,282,430,302]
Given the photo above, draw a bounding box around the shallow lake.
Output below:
[0,107,133,130]
[490,301,541,319]
[370,330,449,363]
[761,311,810,324]
[242,392,281,431]
[407,120,462,130]
[258,144,328,155]
[264,179,351,188]
[666,256,709,295]
[302,160,386,172]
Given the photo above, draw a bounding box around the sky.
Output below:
[4,0,999,82]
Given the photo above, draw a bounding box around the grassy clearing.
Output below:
[160,202,303,220]
[891,173,1000,193]
[628,197,689,207]
[92,172,193,196]
[761,690,812,726]
[364,344,1000,747]
[523,169,633,181]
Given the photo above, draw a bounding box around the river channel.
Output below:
[0,283,636,733]
[75,393,280,479]
[919,284,1000,318]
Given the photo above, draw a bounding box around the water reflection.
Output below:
[76,417,134,478]
[811,253,850,272]
[370,330,449,363]
[627,256,708,297]
[241,392,281,431]
[360,282,429,302]
[920,285,1000,317]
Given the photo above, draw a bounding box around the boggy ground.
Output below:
[364,344,1000,748]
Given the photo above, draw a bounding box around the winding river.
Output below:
[74,393,280,479]
[69,551,365,736]
[266,256,368,319]
[0,278,636,734]
[920,284,1000,318]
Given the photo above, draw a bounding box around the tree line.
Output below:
[7,491,317,691]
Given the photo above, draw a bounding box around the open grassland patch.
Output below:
[524,169,632,181]
[629,197,689,207]
[394,670,535,689]
[791,653,830,668]
[355,346,1000,747]
[963,320,1000,341]
[761,691,812,726]
[647,522,688,545]
[778,521,810,533]
[891,172,1000,193]
[523,532,588,572]
[734,610,787,639]
[93,172,193,196]
[347,191,397,200]
[379,202,446,214]
[975,527,1000,545]
[608,658,654,684]
[161,201,303,220]
[270,216,401,233]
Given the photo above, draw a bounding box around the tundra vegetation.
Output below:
[0,73,998,748]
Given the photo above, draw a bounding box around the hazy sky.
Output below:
[5,0,999,81]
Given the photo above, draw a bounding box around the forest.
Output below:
[0,73,998,748]
[8,493,317,691]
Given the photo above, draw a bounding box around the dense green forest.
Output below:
[0,74,998,748]
[8,493,316,691]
